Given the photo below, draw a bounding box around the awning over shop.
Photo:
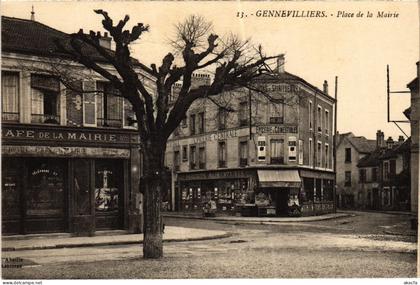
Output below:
[257,170,301,188]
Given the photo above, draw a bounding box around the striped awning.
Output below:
[257,170,301,188]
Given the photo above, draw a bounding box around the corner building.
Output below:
[165,57,336,216]
[1,16,155,235]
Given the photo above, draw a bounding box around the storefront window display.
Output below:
[95,161,120,212]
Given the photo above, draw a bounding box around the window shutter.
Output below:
[82,81,96,126]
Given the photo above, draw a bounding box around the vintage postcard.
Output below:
[1,0,418,283]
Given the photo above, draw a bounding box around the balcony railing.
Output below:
[31,114,60,124]
[97,118,123,128]
[2,112,19,122]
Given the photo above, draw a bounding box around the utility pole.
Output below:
[249,88,252,140]
[333,76,338,213]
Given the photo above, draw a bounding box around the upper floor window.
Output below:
[359,169,366,183]
[372,168,378,182]
[198,146,206,169]
[309,138,313,166]
[270,139,284,164]
[345,171,352,186]
[345,148,352,163]
[325,109,329,135]
[317,105,322,133]
[309,100,313,130]
[268,102,284,124]
[31,74,60,124]
[389,159,396,177]
[317,141,322,167]
[173,151,180,171]
[383,161,389,181]
[123,98,137,128]
[239,140,248,166]
[1,71,19,122]
[218,108,227,130]
[197,112,205,134]
[238,101,248,126]
[189,145,197,169]
[325,144,329,168]
[190,114,196,135]
[218,141,227,167]
[181,117,187,128]
[96,82,123,128]
[182,145,188,161]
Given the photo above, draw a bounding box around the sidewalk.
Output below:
[163,211,352,222]
[2,226,230,252]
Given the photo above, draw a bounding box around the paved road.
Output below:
[2,211,417,279]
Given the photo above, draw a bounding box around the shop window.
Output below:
[197,112,205,134]
[2,158,21,221]
[238,101,248,126]
[190,145,197,169]
[270,139,284,164]
[345,171,351,187]
[345,148,352,163]
[31,74,60,124]
[96,82,123,128]
[198,146,206,169]
[1,71,20,122]
[218,108,227,130]
[239,141,248,166]
[190,114,196,135]
[218,141,227,167]
[182,145,188,161]
[174,151,180,171]
[27,160,65,216]
[95,161,121,212]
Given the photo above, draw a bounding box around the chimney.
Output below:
[398,135,404,143]
[376,130,385,148]
[386,136,394,149]
[323,80,329,95]
[30,5,35,21]
[98,32,112,50]
[276,54,285,73]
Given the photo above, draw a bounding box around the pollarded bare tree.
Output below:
[55,10,278,259]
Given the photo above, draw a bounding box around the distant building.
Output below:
[335,132,376,208]
[358,135,410,210]
[165,56,336,217]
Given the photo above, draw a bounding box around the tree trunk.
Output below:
[142,142,165,259]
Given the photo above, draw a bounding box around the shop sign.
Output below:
[255,83,300,93]
[2,145,130,158]
[256,125,298,134]
[192,129,239,144]
[2,126,134,144]
[178,169,251,181]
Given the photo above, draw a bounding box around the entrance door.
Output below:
[95,159,124,230]
[25,159,67,233]
[272,188,289,216]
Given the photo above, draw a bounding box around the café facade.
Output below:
[1,16,152,235]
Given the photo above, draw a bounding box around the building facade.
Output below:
[335,132,376,208]
[165,57,336,217]
[1,16,153,235]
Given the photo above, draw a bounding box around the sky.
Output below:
[2,1,418,141]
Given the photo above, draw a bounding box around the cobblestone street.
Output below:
[2,211,417,279]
